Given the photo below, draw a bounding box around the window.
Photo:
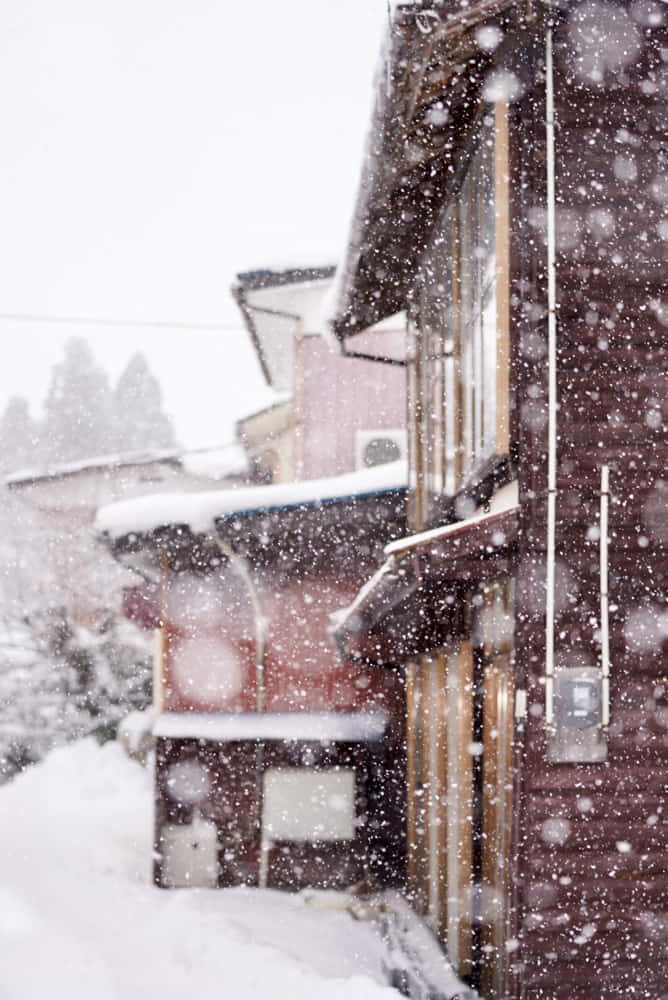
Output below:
[409,103,510,530]
[262,767,356,841]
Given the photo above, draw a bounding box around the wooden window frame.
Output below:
[410,100,511,527]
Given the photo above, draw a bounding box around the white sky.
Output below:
[0,0,387,448]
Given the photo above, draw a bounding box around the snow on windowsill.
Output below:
[152,711,388,743]
[329,481,519,635]
[384,479,519,557]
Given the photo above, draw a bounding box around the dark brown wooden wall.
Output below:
[512,12,667,1000]
[154,734,406,890]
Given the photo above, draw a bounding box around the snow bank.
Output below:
[95,459,407,541]
[0,740,398,1000]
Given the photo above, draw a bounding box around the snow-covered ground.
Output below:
[0,739,398,1000]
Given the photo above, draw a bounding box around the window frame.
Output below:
[409,101,511,530]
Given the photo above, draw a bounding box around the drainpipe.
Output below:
[544,27,558,732]
[212,535,266,711]
[212,535,268,887]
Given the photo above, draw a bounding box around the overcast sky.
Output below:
[0,0,387,448]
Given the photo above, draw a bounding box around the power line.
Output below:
[0,311,244,332]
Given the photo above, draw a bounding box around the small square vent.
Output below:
[355,428,407,470]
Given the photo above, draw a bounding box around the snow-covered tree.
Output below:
[0,340,171,781]
[41,337,113,464]
[0,609,151,783]
[0,396,39,472]
[0,482,152,785]
[111,352,176,453]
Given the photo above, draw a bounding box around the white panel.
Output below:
[160,817,219,888]
[262,768,356,841]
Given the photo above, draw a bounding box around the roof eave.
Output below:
[329,0,520,341]
[99,486,407,574]
[233,266,337,385]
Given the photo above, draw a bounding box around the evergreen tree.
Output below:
[0,396,39,472]
[41,337,113,464]
[0,608,152,783]
[111,352,176,453]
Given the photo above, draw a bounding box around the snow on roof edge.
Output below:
[95,460,407,542]
[330,480,519,637]
[235,391,292,426]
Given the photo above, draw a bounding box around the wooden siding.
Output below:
[512,15,668,1000]
[154,734,404,890]
[326,4,666,996]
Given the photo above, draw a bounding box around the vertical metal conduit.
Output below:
[213,536,266,713]
[600,466,610,728]
[544,27,558,729]
[212,535,268,888]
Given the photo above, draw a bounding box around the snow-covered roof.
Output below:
[95,459,407,542]
[153,710,388,742]
[6,449,180,488]
[234,271,335,390]
[235,264,336,291]
[6,443,249,490]
[235,391,292,426]
[179,442,248,481]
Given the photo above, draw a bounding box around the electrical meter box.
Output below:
[548,666,608,763]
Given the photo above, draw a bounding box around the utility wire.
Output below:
[0,311,243,332]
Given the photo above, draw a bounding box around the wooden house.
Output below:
[96,266,409,893]
[98,467,408,891]
[327,3,667,999]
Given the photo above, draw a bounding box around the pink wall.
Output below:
[163,566,403,718]
[297,330,406,480]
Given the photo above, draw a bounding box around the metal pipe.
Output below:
[212,535,268,888]
[212,536,266,712]
[544,27,558,731]
[600,466,610,728]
